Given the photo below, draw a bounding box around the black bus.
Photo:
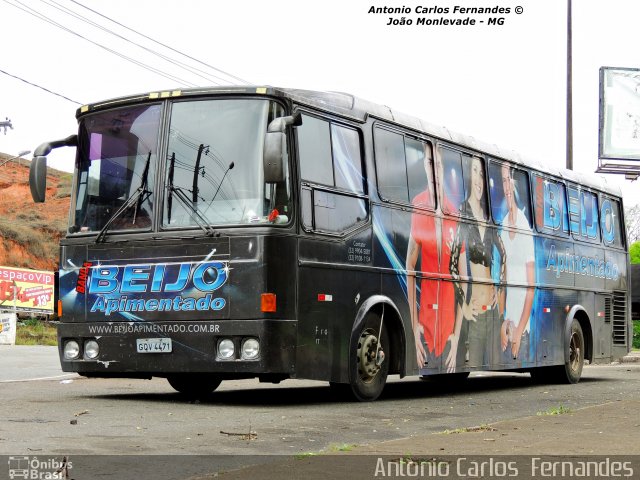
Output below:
[30,87,631,401]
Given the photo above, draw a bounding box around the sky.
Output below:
[1,0,639,208]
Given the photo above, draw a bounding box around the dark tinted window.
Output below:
[375,128,408,203]
[532,174,569,236]
[601,196,623,247]
[440,147,464,215]
[406,138,435,209]
[298,115,333,186]
[489,161,532,229]
[332,125,364,194]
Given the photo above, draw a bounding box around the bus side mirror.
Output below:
[29,135,77,203]
[264,113,301,183]
[29,156,47,203]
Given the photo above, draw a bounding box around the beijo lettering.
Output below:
[537,176,619,244]
[87,262,228,294]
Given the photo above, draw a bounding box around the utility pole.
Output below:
[0,117,12,135]
[566,0,573,170]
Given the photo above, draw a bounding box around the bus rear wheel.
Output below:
[530,319,584,384]
[349,312,389,402]
[559,319,585,384]
[167,374,222,397]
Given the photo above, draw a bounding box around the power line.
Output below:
[0,68,83,105]
[69,0,251,85]
[41,0,229,86]
[2,0,200,88]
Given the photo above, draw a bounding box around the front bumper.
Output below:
[57,319,297,376]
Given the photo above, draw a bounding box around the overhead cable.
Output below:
[2,0,200,88]
[69,0,252,85]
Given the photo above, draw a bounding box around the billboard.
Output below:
[0,266,55,313]
[599,66,640,177]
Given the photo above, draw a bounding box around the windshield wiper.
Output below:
[95,152,152,243]
[167,152,216,237]
[201,161,234,218]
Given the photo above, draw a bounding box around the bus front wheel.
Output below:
[349,312,389,402]
[167,374,222,397]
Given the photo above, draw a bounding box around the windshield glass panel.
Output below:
[163,99,291,227]
[72,104,161,233]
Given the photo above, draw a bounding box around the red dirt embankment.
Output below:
[0,154,70,271]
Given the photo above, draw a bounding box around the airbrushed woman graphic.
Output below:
[405,146,461,368]
[447,156,505,372]
[497,164,535,365]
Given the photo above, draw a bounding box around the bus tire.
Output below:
[557,319,585,384]
[167,374,222,397]
[349,312,389,402]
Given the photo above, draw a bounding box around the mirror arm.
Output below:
[30,134,78,203]
[33,134,78,157]
[267,112,302,133]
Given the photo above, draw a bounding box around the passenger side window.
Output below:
[298,114,364,193]
[374,127,434,209]
[489,161,532,230]
[297,113,367,234]
[532,174,569,236]
[568,185,600,242]
[460,154,488,221]
[601,196,623,247]
[439,147,469,216]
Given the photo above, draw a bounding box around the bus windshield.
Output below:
[72,103,161,233]
[165,98,290,228]
[71,98,291,235]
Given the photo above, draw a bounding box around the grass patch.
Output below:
[537,405,571,416]
[294,452,318,460]
[328,443,356,452]
[439,424,496,434]
[16,319,57,346]
[633,320,640,350]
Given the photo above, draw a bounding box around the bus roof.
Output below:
[78,85,622,198]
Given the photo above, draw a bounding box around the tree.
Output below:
[626,205,640,244]
[630,242,640,264]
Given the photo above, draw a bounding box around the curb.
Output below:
[622,354,640,363]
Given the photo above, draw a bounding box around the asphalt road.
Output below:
[1,347,639,461]
[0,347,640,480]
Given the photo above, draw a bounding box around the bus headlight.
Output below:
[63,340,80,360]
[218,339,235,359]
[241,338,260,360]
[84,340,100,359]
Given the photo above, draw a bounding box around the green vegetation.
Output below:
[328,443,356,452]
[294,443,357,459]
[633,321,640,349]
[16,318,57,346]
[294,452,318,460]
[0,216,63,267]
[54,173,73,199]
[630,241,640,264]
[537,405,571,416]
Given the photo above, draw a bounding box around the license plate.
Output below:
[136,338,172,353]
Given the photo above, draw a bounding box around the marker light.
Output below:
[218,339,235,359]
[63,340,80,360]
[241,338,260,360]
[84,340,99,359]
[261,293,276,312]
